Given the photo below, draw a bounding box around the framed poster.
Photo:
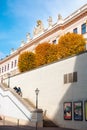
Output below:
[64,102,72,120]
[73,101,83,121]
[84,101,87,121]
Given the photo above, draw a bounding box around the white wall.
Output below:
[3,51,87,130]
[0,87,31,121]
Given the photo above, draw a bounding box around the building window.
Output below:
[52,39,56,44]
[2,67,4,73]
[73,28,78,34]
[11,61,13,68]
[7,64,9,70]
[14,60,17,67]
[73,72,77,82]
[64,72,77,84]
[81,23,86,34]
[5,65,6,72]
[64,74,67,84]
[69,73,73,83]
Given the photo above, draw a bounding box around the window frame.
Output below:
[81,23,86,34]
[73,28,78,34]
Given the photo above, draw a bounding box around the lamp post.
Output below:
[35,88,39,109]
[7,73,10,88]
[35,88,39,130]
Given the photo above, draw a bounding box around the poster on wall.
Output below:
[84,101,87,121]
[73,101,83,121]
[64,102,72,120]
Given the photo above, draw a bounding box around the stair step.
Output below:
[43,119,58,127]
[23,98,35,109]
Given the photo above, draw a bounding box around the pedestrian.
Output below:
[17,87,22,96]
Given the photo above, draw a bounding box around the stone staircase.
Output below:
[0,83,35,111]
[43,119,58,127]
[0,83,58,127]
[23,98,35,110]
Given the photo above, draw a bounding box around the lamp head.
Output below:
[35,88,39,95]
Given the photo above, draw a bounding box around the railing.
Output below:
[0,84,34,122]
[0,83,34,111]
[0,83,43,127]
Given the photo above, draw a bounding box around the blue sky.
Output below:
[0,0,87,59]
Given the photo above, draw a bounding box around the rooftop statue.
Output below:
[47,16,52,28]
[33,20,44,36]
[20,40,25,47]
[10,48,14,54]
[58,14,62,20]
[57,14,63,24]
[26,33,31,42]
[37,20,42,27]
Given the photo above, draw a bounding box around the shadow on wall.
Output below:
[52,53,87,130]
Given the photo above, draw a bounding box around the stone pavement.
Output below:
[0,126,77,130]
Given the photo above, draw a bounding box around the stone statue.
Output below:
[37,20,42,27]
[10,48,14,54]
[11,48,14,52]
[21,40,25,44]
[58,14,62,20]
[57,14,63,24]
[33,20,44,36]
[20,40,25,47]
[26,33,31,42]
[47,16,52,27]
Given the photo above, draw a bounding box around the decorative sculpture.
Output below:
[20,40,25,47]
[57,14,63,24]
[33,20,44,36]
[26,33,31,42]
[47,16,52,27]
[58,14,62,20]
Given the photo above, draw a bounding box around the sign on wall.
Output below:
[84,101,87,121]
[73,101,83,121]
[63,102,72,120]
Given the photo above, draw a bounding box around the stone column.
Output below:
[31,109,43,127]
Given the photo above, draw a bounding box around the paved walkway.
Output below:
[0,126,77,130]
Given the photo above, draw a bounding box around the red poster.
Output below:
[64,102,72,120]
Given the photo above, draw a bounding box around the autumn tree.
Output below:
[46,44,58,63]
[18,51,36,72]
[35,42,58,66]
[35,42,50,66]
[57,33,86,59]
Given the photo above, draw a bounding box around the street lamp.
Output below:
[35,88,39,109]
[7,73,10,88]
[35,88,39,130]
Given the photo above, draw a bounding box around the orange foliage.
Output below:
[35,42,58,66]
[57,33,86,58]
[18,51,36,72]
[46,44,58,63]
[35,42,51,66]
[18,33,86,72]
